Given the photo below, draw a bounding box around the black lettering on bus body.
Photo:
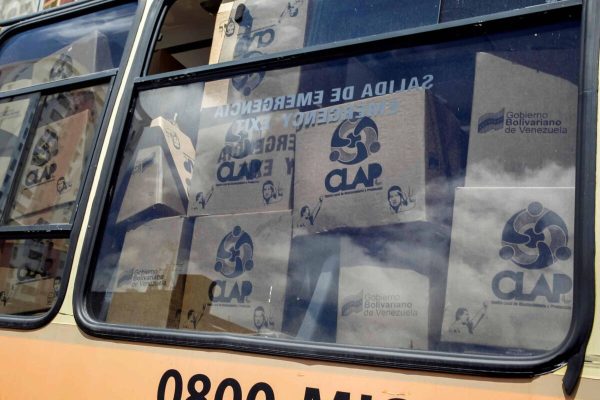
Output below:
[247,382,275,400]
[215,378,243,400]
[157,369,183,400]
[186,374,211,400]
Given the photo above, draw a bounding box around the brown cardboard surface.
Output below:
[465,52,577,187]
[0,272,58,315]
[0,97,31,194]
[116,145,185,223]
[178,274,253,334]
[107,274,186,329]
[184,211,291,333]
[203,0,308,105]
[112,216,187,294]
[8,110,91,225]
[189,111,294,216]
[117,117,194,223]
[337,237,430,350]
[441,187,574,351]
[31,30,113,85]
[293,90,457,236]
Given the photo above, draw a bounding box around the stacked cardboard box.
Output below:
[117,116,195,224]
[203,0,308,106]
[465,52,577,187]
[441,52,578,351]
[8,110,91,225]
[32,30,113,85]
[188,111,294,216]
[293,89,461,236]
[182,211,291,333]
[441,187,574,350]
[107,216,188,328]
[0,97,32,202]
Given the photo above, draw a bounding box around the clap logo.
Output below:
[211,226,254,303]
[26,128,59,187]
[325,117,382,193]
[493,202,573,303]
[329,117,380,165]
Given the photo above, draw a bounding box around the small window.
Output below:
[0,1,137,322]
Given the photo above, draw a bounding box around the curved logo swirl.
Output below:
[224,120,260,159]
[215,226,254,278]
[32,128,59,167]
[329,117,380,165]
[499,201,571,270]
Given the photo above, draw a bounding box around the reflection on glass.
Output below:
[0,0,38,21]
[7,84,108,225]
[91,17,580,357]
[440,0,567,22]
[0,238,68,315]
[149,0,441,74]
[0,2,137,91]
[0,96,31,207]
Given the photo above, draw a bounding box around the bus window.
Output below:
[0,2,136,90]
[82,0,589,374]
[440,0,568,22]
[0,0,138,324]
[0,0,40,22]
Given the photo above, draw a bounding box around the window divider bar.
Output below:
[0,69,118,101]
[0,224,71,239]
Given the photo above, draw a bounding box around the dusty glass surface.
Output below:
[0,238,68,316]
[0,95,33,207]
[91,17,580,356]
[6,84,108,225]
[0,2,136,91]
[0,0,40,22]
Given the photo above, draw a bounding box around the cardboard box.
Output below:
[0,236,67,315]
[336,236,430,350]
[0,61,34,91]
[465,52,577,187]
[188,111,294,216]
[32,30,113,85]
[183,211,291,333]
[116,146,186,223]
[293,89,460,236]
[203,0,308,105]
[112,216,187,294]
[0,97,32,201]
[107,274,186,329]
[116,116,195,224]
[8,110,91,225]
[441,187,574,351]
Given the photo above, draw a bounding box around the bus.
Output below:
[0,0,598,398]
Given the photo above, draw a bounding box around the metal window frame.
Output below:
[72,0,597,390]
[0,0,144,329]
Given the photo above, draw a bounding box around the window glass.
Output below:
[0,95,34,206]
[440,0,567,22]
[0,238,68,315]
[0,0,40,22]
[0,2,136,91]
[4,84,108,225]
[91,16,579,357]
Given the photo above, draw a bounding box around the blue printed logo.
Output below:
[215,226,254,279]
[329,117,380,165]
[224,121,260,160]
[499,202,571,270]
[477,108,505,134]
